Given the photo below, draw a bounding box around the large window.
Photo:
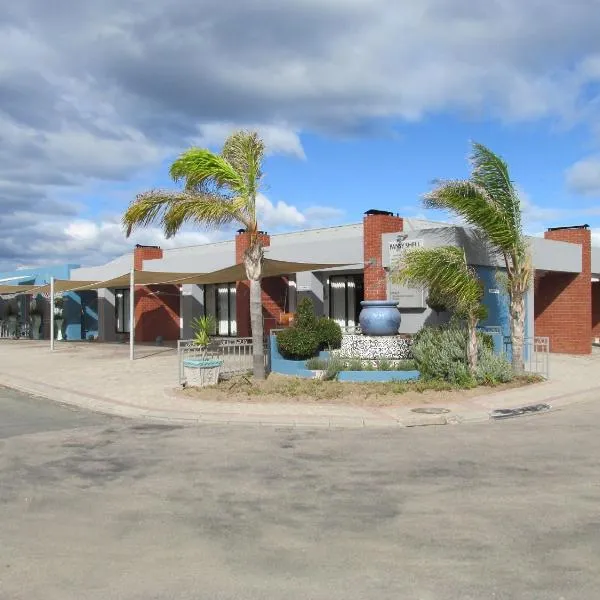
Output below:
[202,283,237,336]
[115,288,130,333]
[329,275,364,328]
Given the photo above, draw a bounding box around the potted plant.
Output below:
[29,299,43,340]
[4,301,19,338]
[183,316,223,387]
[54,296,64,341]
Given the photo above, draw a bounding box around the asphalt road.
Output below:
[0,386,599,600]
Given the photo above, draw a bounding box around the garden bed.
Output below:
[181,373,543,407]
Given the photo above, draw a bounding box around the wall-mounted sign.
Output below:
[389,238,424,264]
[296,285,311,292]
[388,238,425,308]
[488,288,500,295]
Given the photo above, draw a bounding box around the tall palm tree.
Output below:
[122,130,268,379]
[392,246,485,371]
[423,142,531,373]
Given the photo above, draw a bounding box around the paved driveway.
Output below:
[1,386,599,599]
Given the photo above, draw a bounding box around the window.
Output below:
[329,275,364,327]
[115,288,130,333]
[201,283,237,336]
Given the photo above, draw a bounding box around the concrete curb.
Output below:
[1,373,599,430]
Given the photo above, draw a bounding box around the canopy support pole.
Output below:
[50,277,55,351]
[129,268,135,361]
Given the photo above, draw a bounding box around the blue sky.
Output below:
[2,0,600,269]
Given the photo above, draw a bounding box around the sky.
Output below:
[2,0,600,270]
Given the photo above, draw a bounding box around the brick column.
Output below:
[235,231,270,337]
[132,245,181,342]
[363,211,403,301]
[134,245,162,270]
[535,227,591,354]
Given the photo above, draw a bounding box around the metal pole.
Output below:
[50,277,55,351]
[129,268,135,361]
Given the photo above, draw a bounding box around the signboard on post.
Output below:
[388,237,425,309]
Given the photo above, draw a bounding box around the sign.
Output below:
[388,238,425,308]
[296,285,311,292]
[389,238,424,265]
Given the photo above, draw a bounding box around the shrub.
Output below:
[315,317,342,350]
[305,357,328,371]
[295,297,317,330]
[323,356,344,381]
[412,324,512,386]
[277,327,319,360]
[475,348,513,384]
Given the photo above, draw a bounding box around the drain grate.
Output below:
[411,407,451,415]
[490,403,551,420]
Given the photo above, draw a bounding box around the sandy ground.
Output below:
[181,373,540,407]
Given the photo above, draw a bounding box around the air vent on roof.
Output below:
[364,209,394,216]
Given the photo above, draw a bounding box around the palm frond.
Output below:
[122,190,250,238]
[470,142,522,241]
[391,246,482,316]
[222,130,264,226]
[170,148,246,194]
[424,179,520,253]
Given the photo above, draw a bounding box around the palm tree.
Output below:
[122,130,268,379]
[392,246,485,371]
[423,142,531,373]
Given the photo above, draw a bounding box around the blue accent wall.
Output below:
[0,263,97,340]
[475,266,530,356]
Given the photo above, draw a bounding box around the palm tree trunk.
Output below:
[510,288,526,374]
[467,315,478,373]
[244,240,265,379]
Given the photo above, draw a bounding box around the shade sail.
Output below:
[0,284,45,295]
[0,258,351,295]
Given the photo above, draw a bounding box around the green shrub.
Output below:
[305,357,328,371]
[277,328,319,360]
[295,297,317,330]
[315,317,342,350]
[347,358,363,371]
[475,348,513,384]
[412,324,512,386]
[324,356,344,381]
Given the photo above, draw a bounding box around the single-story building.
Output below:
[59,209,600,355]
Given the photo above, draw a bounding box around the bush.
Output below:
[305,357,328,370]
[315,317,342,350]
[412,324,512,386]
[475,348,513,384]
[295,297,317,330]
[277,327,319,360]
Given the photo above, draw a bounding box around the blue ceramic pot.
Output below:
[359,301,401,336]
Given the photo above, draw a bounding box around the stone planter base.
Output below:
[183,359,223,387]
[335,334,412,360]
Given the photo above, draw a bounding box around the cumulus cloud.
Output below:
[2,0,600,267]
[565,156,600,197]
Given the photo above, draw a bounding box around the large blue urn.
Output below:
[359,301,401,336]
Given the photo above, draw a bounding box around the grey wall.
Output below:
[180,284,204,339]
[296,271,325,315]
[146,241,235,273]
[71,253,133,281]
[97,288,116,342]
[592,247,600,276]
[382,227,583,273]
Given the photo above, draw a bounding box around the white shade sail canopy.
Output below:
[0,259,350,296]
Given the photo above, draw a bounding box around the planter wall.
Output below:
[270,334,327,378]
[335,334,412,360]
[337,370,420,383]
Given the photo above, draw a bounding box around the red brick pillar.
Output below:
[134,245,162,270]
[132,245,181,342]
[535,227,591,354]
[363,211,403,301]
[235,231,270,337]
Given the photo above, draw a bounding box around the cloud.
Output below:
[195,123,305,159]
[2,0,600,267]
[256,194,344,230]
[565,156,600,197]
